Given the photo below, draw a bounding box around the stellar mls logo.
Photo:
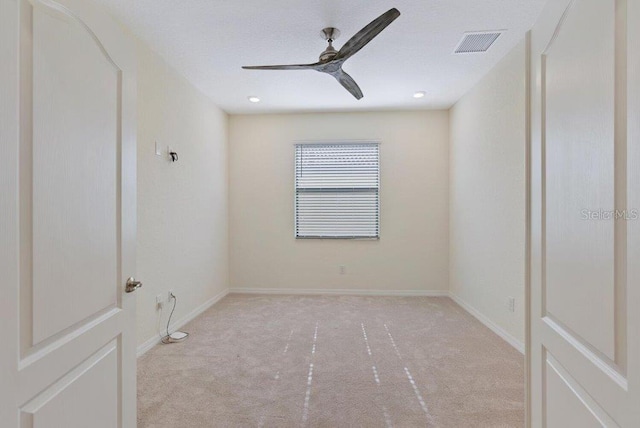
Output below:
[581,209,639,221]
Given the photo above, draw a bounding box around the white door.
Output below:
[0,0,137,426]
[529,0,640,426]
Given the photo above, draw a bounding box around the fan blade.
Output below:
[331,69,363,100]
[242,63,321,70]
[337,8,400,61]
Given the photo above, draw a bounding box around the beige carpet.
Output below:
[138,294,524,427]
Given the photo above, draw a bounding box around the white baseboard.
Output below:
[136,287,522,356]
[136,288,229,357]
[449,292,525,354]
[229,288,449,297]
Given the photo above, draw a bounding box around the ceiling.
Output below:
[95,0,547,114]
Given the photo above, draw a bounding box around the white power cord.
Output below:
[159,292,189,344]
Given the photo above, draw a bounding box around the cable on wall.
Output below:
[159,292,189,344]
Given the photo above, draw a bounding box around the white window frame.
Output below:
[294,141,380,240]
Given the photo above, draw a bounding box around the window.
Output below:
[295,142,380,239]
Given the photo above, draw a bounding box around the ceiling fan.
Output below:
[242,8,401,100]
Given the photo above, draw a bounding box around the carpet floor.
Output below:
[138,294,524,427]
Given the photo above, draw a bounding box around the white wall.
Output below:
[136,40,229,347]
[449,39,527,346]
[229,111,449,293]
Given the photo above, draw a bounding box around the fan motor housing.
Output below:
[319,44,338,62]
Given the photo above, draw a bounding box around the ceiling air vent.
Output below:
[454,31,503,54]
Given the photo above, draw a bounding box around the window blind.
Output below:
[295,143,379,239]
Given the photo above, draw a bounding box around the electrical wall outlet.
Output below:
[154,141,162,156]
[507,297,515,312]
[339,265,346,275]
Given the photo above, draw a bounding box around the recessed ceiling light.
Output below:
[413,91,426,99]
[248,96,261,103]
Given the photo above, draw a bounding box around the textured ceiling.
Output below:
[95,0,546,113]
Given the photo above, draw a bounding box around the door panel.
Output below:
[530,0,639,426]
[545,354,609,428]
[545,353,618,427]
[544,0,616,360]
[31,1,120,345]
[21,342,118,428]
[1,0,137,426]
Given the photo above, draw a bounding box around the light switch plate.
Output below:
[155,141,162,156]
